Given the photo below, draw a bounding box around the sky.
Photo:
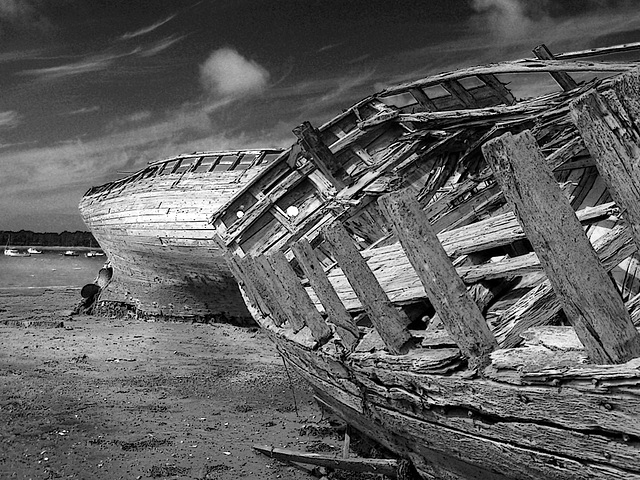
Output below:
[0,0,639,232]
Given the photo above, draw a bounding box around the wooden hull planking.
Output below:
[79,149,285,323]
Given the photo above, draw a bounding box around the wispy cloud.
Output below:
[137,34,185,57]
[65,106,101,116]
[120,14,176,40]
[20,54,116,80]
[0,110,20,128]
[200,48,270,97]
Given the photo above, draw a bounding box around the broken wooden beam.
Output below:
[379,189,497,367]
[291,238,359,349]
[252,445,399,478]
[322,221,412,355]
[482,130,640,364]
[533,44,578,91]
[293,121,344,189]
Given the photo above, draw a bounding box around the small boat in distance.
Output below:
[4,248,30,257]
[27,247,43,254]
[63,250,79,256]
[85,251,105,257]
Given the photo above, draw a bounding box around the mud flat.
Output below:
[0,289,349,480]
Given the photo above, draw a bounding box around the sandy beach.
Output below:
[0,289,347,480]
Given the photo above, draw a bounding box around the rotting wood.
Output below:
[483,131,640,364]
[293,121,344,189]
[266,251,332,342]
[379,189,497,367]
[533,44,578,91]
[241,255,290,328]
[253,254,306,333]
[291,238,359,349]
[570,67,640,251]
[252,445,399,478]
[322,221,412,355]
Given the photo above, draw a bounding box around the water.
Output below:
[0,251,105,290]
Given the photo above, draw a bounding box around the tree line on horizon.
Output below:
[1,230,98,248]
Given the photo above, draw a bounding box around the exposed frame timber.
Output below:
[378,189,497,367]
[322,221,412,355]
[482,130,640,364]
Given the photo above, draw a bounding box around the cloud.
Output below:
[199,48,270,97]
[0,0,52,32]
[0,110,19,128]
[136,34,185,57]
[120,14,176,40]
[470,0,538,39]
[65,106,101,116]
[20,54,115,80]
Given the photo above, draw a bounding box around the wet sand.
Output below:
[0,289,345,480]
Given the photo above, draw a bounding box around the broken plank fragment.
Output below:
[266,251,332,343]
[322,221,412,355]
[252,445,399,478]
[379,189,497,366]
[482,130,640,364]
[291,238,359,349]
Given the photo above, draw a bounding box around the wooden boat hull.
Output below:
[219,43,640,478]
[79,149,284,323]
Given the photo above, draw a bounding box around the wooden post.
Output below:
[291,238,360,350]
[378,189,497,366]
[482,131,640,364]
[293,121,344,189]
[223,253,268,316]
[266,251,332,343]
[569,68,640,251]
[321,222,412,355]
[533,44,578,91]
[239,256,289,328]
[254,255,306,332]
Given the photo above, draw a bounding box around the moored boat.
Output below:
[218,43,640,479]
[79,148,285,323]
[27,247,42,254]
[4,248,30,257]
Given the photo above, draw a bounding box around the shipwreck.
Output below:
[79,148,284,323]
[213,42,640,479]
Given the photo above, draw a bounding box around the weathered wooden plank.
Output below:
[482,131,640,364]
[381,58,635,96]
[252,445,399,477]
[224,253,269,318]
[240,256,289,328]
[266,251,332,342]
[293,121,344,188]
[379,189,497,366]
[322,222,412,355]
[253,255,306,332]
[533,44,578,91]
[570,69,640,251]
[291,239,359,349]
